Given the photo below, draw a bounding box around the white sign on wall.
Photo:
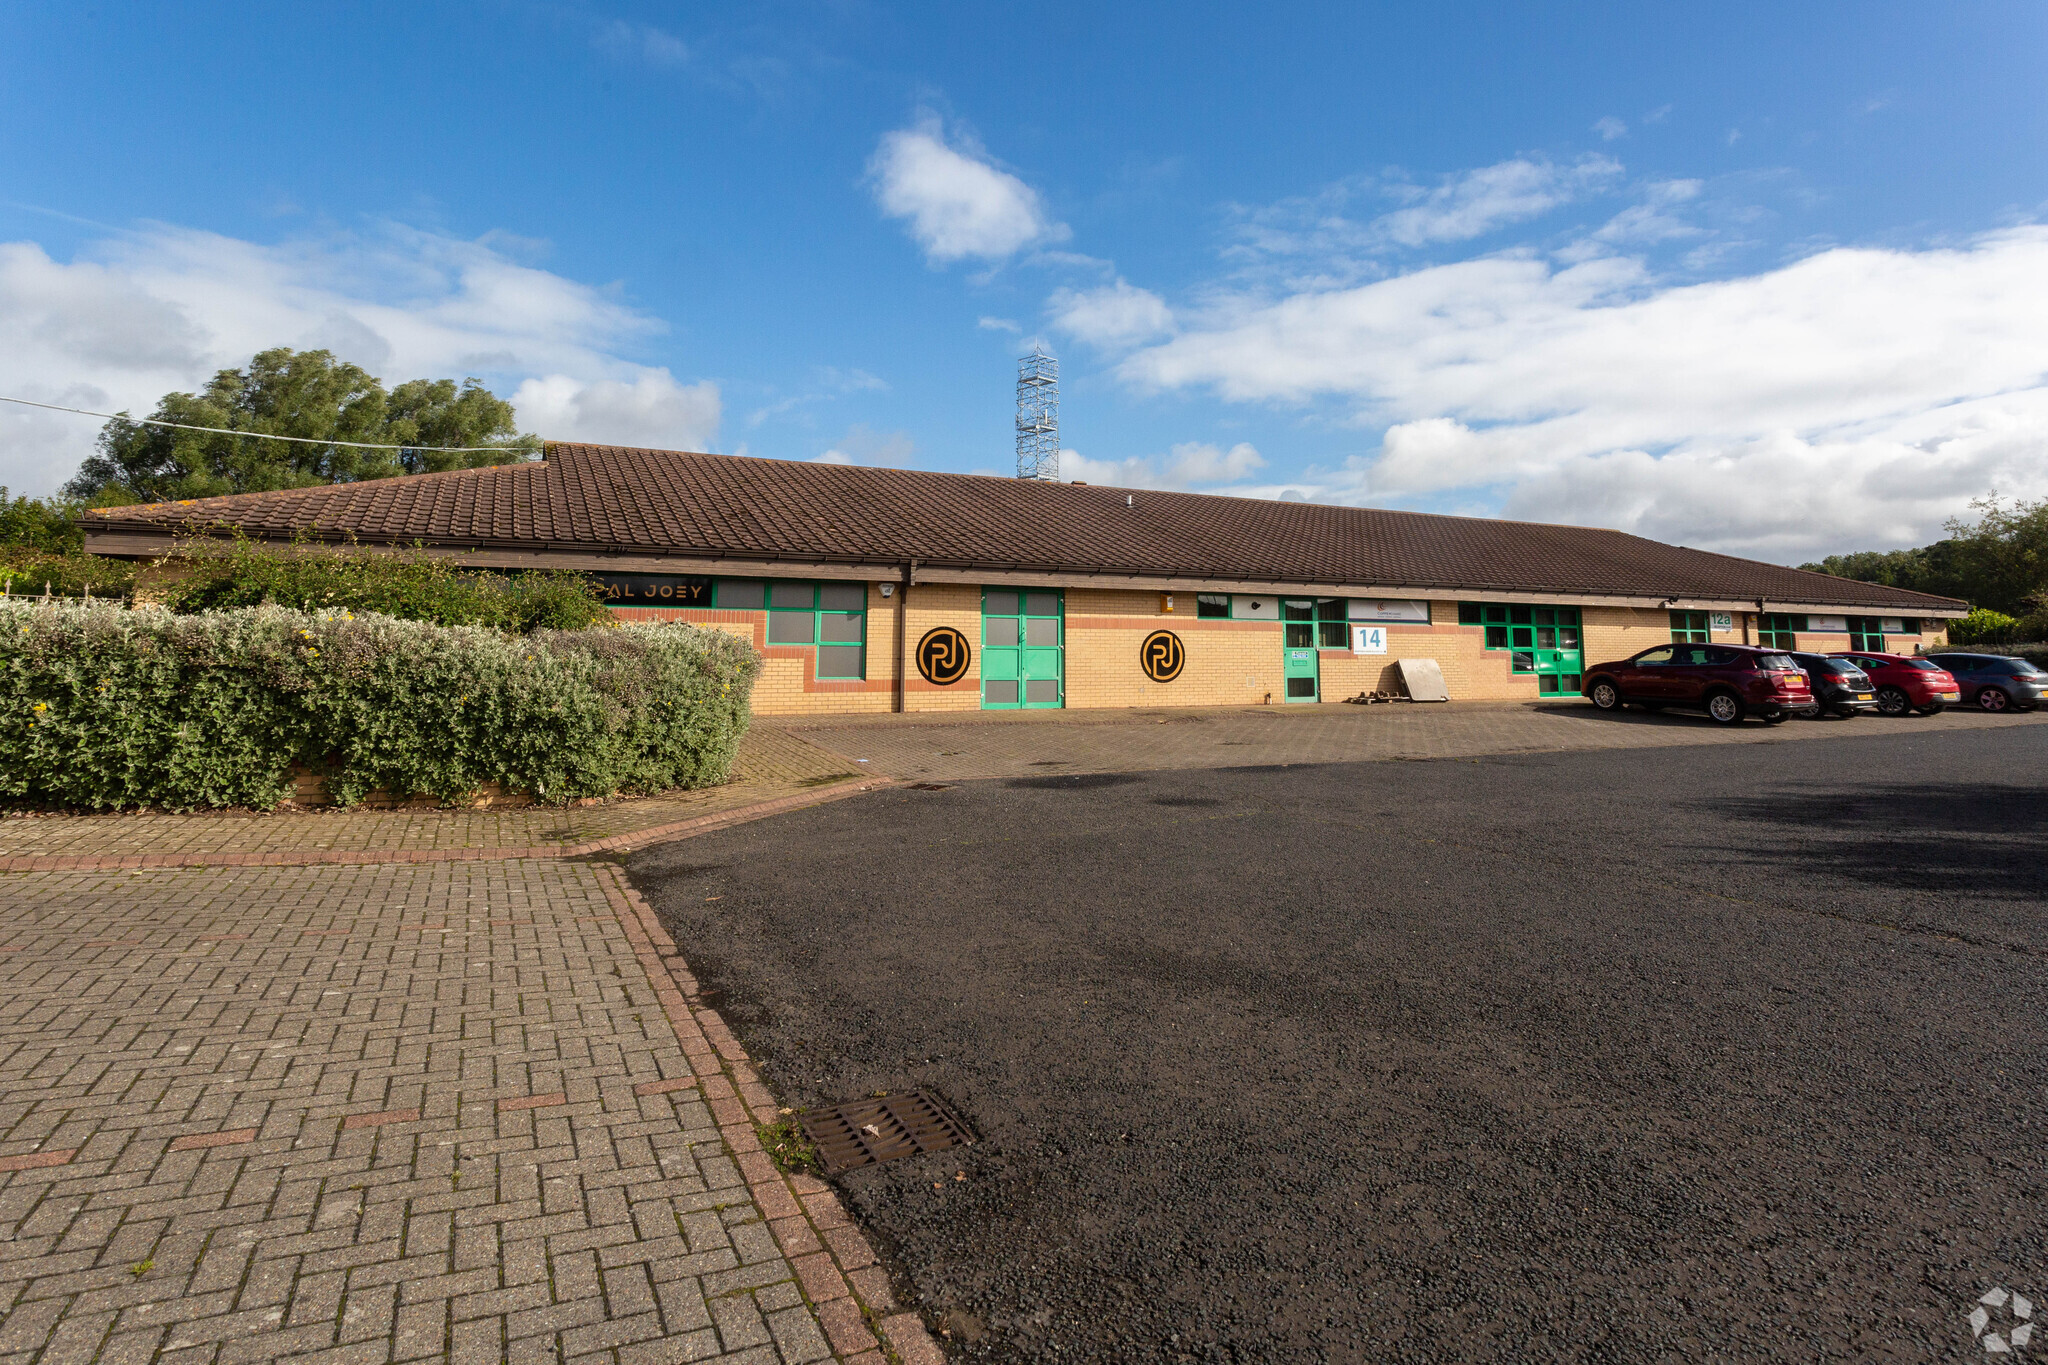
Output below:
[1348,599,1431,623]
[1709,611,1734,633]
[1232,595,1280,620]
[1808,615,1848,633]
[1352,625,1388,655]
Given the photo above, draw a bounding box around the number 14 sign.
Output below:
[1351,625,1388,655]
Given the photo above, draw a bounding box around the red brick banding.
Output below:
[0,1149,75,1171]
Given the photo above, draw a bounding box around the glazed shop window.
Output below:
[1197,594,1232,618]
[1283,597,1350,648]
[1460,603,1580,673]
[716,579,866,679]
[1670,610,1711,644]
[1758,613,1806,651]
[1846,616,1885,652]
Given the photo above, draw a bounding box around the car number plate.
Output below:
[1855,693,1873,700]
[1940,691,1960,701]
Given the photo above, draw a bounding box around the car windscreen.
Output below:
[1999,657,2048,677]
[1755,654,1800,671]
[1901,659,1945,672]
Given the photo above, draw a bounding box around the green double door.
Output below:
[983,589,1064,708]
[1519,606,1584,696]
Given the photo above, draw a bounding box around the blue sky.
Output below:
[4,2,2047,562]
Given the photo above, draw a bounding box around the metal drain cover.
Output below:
[800,1090,971,1174]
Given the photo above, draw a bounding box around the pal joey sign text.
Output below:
[592,574,712,606]
[917,627,973,685]
[1141,629,1185,682]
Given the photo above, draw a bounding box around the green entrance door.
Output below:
[1281,598,1323,701]
[1531,606,1584,697]
[983,589,1064,708]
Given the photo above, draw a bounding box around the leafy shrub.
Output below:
[1945,607,2022,646]
[157,536,610,633]
[0,600,758,811]
[0,551,138,600]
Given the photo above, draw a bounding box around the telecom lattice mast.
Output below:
[1015,348,1059,481]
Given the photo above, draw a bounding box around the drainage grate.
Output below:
[800,1091,971,1175]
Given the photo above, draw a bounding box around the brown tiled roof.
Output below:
[84,444,1966,612]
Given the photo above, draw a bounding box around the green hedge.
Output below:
[157,537,611,632]
[0,601,759,811]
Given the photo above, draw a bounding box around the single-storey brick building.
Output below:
[83,444,1968,715]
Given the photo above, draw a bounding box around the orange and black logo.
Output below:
[1141,629,1185,683]
[916,627,973,685]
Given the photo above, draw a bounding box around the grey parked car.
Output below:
[1787,652,1878,718]
[1925,653,2046,712]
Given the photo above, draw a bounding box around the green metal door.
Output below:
[1281,598,1320,701]
[1531,606,1584,697]
[982,589,1064,708]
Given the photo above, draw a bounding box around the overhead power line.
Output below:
[0,394,531,453]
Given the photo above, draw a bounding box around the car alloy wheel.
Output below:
[1706,690,1745,725]
[1876,686,1911,717]
[1590,681,1621,711]
[1979,686,2011,713]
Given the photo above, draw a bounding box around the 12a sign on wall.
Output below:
[1352,625,1388,655]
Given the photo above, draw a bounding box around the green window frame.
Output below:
[1670,610,1710,644]
[714,578,866,680]
[1196,593,1232,619]
[1847,616,1885,652]
[1282,597,1350,649]
[1460,602,1579,675]
[1758,613,1805,651]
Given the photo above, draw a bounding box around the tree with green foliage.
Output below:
[0,488,84,556]
[65,348,541,504]
[1802,495,2048,621]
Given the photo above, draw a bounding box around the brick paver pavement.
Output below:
[771,698,2048,781]
[0,859,935,1364]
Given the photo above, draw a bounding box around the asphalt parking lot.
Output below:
[631,723,2048,1363]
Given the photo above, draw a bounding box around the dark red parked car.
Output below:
[1829,651,1961,716]
[1583,643,1819,724]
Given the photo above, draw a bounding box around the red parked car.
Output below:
[1583,643,1819,725]
[1829,652,1961,717]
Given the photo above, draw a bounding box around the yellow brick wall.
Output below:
[902,583,987,713]
[615,589,1952,715]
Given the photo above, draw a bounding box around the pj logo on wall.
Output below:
[1141,629,1185,683]
[917,627,972,685]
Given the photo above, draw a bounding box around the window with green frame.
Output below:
[714,579,866,679]
[1282,597,1350,648]
[1196,594,1231,618]
[1758,613,1805,650]
[1670,610,1711,643]
[1458,602,1579,672]
[1846,616,1885,652]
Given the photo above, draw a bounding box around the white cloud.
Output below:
[1223,156,1626,291]
[1594,116,1628,141]
[867,119,1068,264]
[594,20,689,67]
[1114,226,2048,558]
[977,315,1021,333]
[1374,156,1624,247]
[0,222,719,494]
[1055,439,1269,492]
[814,424,915,467]
[1047,279,1174,349]
[1165,440,1265,484]
[512,372,720,450]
